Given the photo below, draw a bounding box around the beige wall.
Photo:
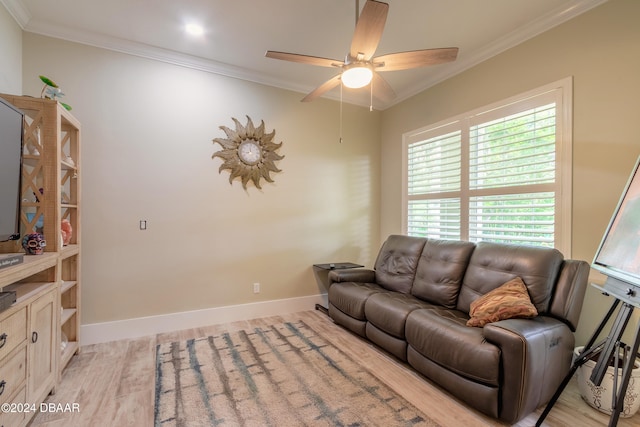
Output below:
[7,0,640,342]
[21,33,381,324]
[381,0,640,345]
[0,4,22,93]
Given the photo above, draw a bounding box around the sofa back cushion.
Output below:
[456,242,564,314]
[411,239,476,308]
[374,235,427,293]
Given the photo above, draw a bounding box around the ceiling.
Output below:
[3,0,606,109]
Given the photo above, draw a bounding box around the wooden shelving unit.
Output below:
[0,94,81,426]
[59,250,80,369]
[0,260,58,427]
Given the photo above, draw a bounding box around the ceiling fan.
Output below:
[265,0,458,103]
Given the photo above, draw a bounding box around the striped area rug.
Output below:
[154,320,438,426]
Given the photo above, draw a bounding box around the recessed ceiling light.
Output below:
[185,23,204,36]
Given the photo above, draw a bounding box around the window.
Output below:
[403,78,572,255]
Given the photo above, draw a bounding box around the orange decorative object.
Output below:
[61,219,73,246]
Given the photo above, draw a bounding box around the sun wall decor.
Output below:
[212,116,284,190]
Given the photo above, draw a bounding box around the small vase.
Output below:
[574,346,640,418]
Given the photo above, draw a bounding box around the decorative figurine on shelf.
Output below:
[22,233,46,255]
[39,75,72,111]
[61,220,73,246]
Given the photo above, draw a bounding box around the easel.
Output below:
[536,282,640,427]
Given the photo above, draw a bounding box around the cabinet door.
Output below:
[28,289,56,404]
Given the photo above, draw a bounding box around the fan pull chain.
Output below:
[339,82,343,143]
[370,77,373,112]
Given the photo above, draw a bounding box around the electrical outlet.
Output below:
[253,283,260,293]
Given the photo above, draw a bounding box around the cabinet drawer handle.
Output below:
[0,380,5,396]
[0,333,6,348]
[31,331,38,343]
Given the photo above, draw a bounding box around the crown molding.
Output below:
[21,16,319,97]
[0,0,31,28]
[5,0,608,110]
[388,0,608,109]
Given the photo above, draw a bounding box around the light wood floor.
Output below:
[30,310,640,426]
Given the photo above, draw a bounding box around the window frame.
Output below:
[401,77,573,256]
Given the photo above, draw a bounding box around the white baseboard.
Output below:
[80,293,328,346]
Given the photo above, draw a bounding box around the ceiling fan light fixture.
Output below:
[341,66,373,88]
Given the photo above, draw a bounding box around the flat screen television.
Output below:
[592,155,640,290]
[0,97,23,242]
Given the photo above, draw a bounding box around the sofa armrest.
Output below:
[328,269,375,286]
[482,316,574,423]
[549,259,589,331]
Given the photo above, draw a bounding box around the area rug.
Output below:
[154,320,439,426]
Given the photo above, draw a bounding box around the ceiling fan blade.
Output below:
[301,74,342,102]
[374,48,459,71]
[371,72,396,103]
[350,0,388,61]
[265,51,342,68]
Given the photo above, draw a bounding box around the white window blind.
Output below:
[408,198,461,239]
[403,79,572,254]
[469,104,556,190]
[468,192,555,244]
[408,131,461,195]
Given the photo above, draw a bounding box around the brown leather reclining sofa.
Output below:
[327,235,589,423]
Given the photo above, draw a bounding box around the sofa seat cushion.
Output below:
[406,308,501,386]
[407,346,499,419]
[328,282,386,321]
[365,292,435,339]
[366,322,408,361]
[328,303,368,337]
